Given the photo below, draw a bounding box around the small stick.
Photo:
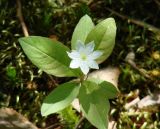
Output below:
[74,116,85,129]
[154,0,160,7]
[127,60,152,79]
[43,123,60,129]
[125,52,153,80]
[16,0,29,37]
[106,8,160,34]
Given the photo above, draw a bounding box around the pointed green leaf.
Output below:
[41,82,80,116]
[85,18,116,63]
[99,81,119,99]
[19,36,79,77]
[71,15,94,49]
[78,81,110,129]
[87,78,119,99]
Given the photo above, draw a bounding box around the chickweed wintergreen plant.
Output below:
[19,14,118,129]
[67,40,102,75]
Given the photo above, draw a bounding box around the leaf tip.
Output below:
[82,14,91,19]
[40,106,49,117]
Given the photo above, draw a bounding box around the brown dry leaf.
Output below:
[108,120,117,129]
[125,92,160,111]
[137,92,160,109]
[0,108,38,129]
[88,67,120,87]
[71,98,81,113]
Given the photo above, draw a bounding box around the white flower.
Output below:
[67,40,103,75]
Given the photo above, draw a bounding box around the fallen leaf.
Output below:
[137,92,160,109]
[0,108,38,129]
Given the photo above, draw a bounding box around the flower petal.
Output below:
[87,60,99,69]
[76,40,85,51]
[85,41,95,53]
[70,59,80,68]
[80,62,90,75]
[67,51,80,59]
[88,50,103,59]
[69,40,101,74]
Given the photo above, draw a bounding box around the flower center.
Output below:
[80,53,87,60]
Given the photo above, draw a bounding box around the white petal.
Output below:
[79,43,94,56]
[85,41,95,53]
[70,59,80,68]
[67,51,80,59]
[88,50,103,59]
[80,62,90,75]
[76,40,85,51]
[81,42,95,55]
[87,60,99,69]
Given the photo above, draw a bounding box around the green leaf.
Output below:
[41,82,80,116]
[85,18,116,63]
[19,36,79,77]
[6,65,16,79]
[78,81,110,129]
[71,15,94,49]
[99,81,119,99]
[87,78,119,99]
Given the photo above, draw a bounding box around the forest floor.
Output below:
[0,0,160,129]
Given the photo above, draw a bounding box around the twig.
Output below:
[74,116,85,129]
[43,123,60,129]
[127,60,152,79]
[48,75,58,86]
[106,8,160,34]
[125,97,140,109]
[16,0,29,37]
[154,0,160,7]
[125,52,153,80]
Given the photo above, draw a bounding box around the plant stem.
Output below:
[74,116,85,129]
